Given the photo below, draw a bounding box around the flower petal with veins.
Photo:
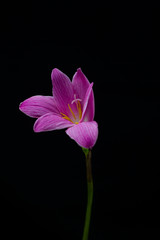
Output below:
[72,68,95,121]
[34,113,73,132]
[19,95,59,118]
[51,68,74,115]
[66,121,98,149]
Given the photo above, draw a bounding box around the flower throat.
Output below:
[60,99,82,124]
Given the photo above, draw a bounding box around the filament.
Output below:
[77,101,82,119]
[60,112,73,123]
[68,104,76,120]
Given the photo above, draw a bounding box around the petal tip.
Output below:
[33,120,40,133]
[77,68,85,77]
[77,67,82,72]
[52,68,59,72]
[51,68,61,79]
[19,102,23,110]
[19,101,25,112]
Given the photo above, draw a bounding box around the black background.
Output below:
[1,3,160,240]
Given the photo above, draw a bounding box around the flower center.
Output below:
[60,98,82,124]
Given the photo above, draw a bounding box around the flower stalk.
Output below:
[82,148,93,240]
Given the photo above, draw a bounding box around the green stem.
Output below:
[82,148,93,240]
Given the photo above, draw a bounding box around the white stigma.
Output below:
[71,94,82,104]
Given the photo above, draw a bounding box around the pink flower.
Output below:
[19,68,98,149]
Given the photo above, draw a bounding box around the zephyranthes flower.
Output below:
[19,68,98,149]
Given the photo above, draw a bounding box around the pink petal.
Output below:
[72,68,90,102]
[51,68,74,115]
[34,113,74,132]
[72,68,95,121]
[66,121,98,149]
[19,95,59,118]
[80,83,94,122]
[83,91,95,121]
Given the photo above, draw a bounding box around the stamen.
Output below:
[68,104,76,120]
[60,100,82,124]
[77,100,82,119]
[60,112,73,123]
